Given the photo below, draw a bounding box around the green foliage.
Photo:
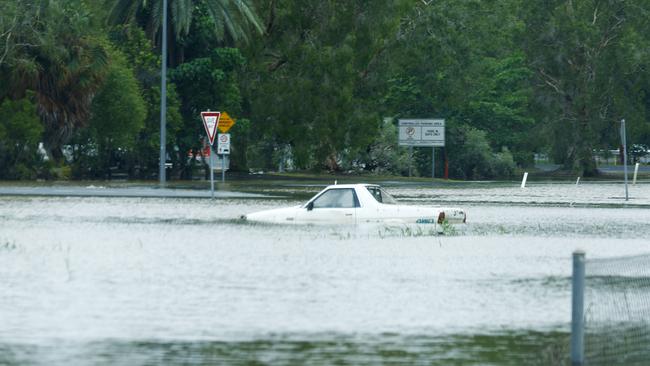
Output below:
[109,25,183,179]
[245,0,406,171]
[521,0,650,175]
[493,147,517,178]
[170,47,245,175]
[378,0,535,176]
[171,48,244,115]
[0,97,44,179]
[381,77,426,117]
[4,0,650,181]
[92,52,146,149]
[464,53,535,164]
[446,123,516,180]
[108,0,263,62]
[0,0,110,161]
[72,50,146,178]
[360,119,409,175]
[109,25,161,76]
[228,117,251,170]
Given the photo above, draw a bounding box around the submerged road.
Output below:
[0,185,267,199]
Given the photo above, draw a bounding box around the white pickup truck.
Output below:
[242,183,466,226]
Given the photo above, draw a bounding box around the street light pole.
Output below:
[621,119,628,201]
[159,0,168,185]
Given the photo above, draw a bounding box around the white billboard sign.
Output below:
[398,119,445,147]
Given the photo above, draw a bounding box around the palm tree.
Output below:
[109,0,263,62]
[34,40,109,161]
[109,0,262,183]
[1,1,109,161]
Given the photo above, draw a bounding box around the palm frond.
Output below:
[108,0,262,45]
[171,0,193,39]
[230,0,264,34]
[149,0,162,42]
[108,0,140,27]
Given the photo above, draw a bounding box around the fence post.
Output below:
[521,172,528,188]
[571,250,586,365]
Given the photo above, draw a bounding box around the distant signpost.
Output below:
[398,119,445,178]
[201,111,236,188]
[398,119,445,147]
[218,113,235,183]
[201,111,221,197]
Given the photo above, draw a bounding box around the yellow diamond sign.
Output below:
[217,111,236,133]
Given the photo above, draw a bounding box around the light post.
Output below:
[159,0,168,185]
[621,119,628,201]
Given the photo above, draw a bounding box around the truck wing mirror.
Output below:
[307,202,314,211]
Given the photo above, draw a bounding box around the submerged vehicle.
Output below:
[242,184,466,226]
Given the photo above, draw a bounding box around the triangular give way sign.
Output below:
[201,111,221,145]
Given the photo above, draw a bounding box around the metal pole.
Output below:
[621,119,628,201]
[432,147,435,179]
[158,0,168,185]
[409,146,413,177]
[221,154,225,183]
[444,148,449,179]
[571,250,586,366]
[210,146,214,198]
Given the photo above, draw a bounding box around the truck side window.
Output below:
[366,186,397,204]
[367,186,383,203]
[311,189,359,208]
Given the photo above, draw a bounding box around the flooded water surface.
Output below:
[1,180,649,365]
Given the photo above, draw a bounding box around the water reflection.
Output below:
[0,331,569,366]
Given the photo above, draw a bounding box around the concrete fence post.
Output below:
[571,250,586,366]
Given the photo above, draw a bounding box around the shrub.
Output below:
[447,123,516,179]
[0,97,44,179]
[361,118,410,175]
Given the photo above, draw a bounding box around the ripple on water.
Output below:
[1,182,649,364]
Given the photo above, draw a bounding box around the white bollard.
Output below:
[576,177,581,186]
[633,162,640,185]
[521,172,528,188]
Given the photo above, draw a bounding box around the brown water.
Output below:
[1,181,649,365]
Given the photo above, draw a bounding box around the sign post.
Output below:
[409,146,413,177]
[217,133,230,183]
[209,145,214,197]
[432,147,435,179]
[216,112,235,183]
[201,111,221,197]
[621,119,628,201]
[399,119,445,179]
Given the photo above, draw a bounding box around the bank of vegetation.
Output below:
[1,0,650,180]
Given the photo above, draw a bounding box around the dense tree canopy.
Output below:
[109,0,263,64]
[1,0,109,162]
[521,0,650,175]
[1,0,650,179]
